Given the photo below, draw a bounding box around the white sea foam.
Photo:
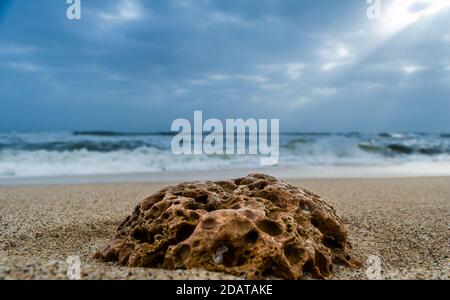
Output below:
[0,132,449,178]
[0,148,260,178]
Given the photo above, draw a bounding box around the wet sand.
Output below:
[0,176,449,279]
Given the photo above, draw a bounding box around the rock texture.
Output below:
[95,174,360,279]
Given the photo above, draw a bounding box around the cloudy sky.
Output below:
[0,0,449,132]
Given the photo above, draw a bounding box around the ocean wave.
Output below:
[0,140,169,152]
[0,148,261,178]
[0,131,449,178]
[73,131,175,137]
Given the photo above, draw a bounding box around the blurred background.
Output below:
[0,0,449,179]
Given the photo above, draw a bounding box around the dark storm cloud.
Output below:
[0,0,449,132]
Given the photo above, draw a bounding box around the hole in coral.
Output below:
[283,244,304,264]
[176,244,191,262]
[175,224,195,243]
[302,203,311,214]
[263,191,281,204]
[213,245,228,264]
[315,251,330,275]
[213,244,244,267]
[161,212,170,219]
[131,228,153,244]
[205,203,217,212]
[202,218,216,230]
[256,219,282,236]
[323,236,342,249]
[215,181,238,192]
[153,233,164,242]
[141,254,164,268]
[303,258,314,275]
[244,230,259,243]
[184,201,200,210]
[195,195,209,204]
[155,193,165,201]
[249,180,268,190]
[175,210,184,217]
[189,212,200,220]
[260,258,290,278]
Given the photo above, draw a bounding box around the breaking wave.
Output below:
[0,131,449,178]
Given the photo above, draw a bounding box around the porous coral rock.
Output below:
[95,174,359,279]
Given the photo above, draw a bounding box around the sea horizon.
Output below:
[1,130,450,182]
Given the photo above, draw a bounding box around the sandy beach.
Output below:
[0,175,449,280]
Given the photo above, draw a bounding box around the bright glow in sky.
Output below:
[380,0,450,36]
[0,0,449,132]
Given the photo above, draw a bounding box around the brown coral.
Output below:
[95,173,359,279]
